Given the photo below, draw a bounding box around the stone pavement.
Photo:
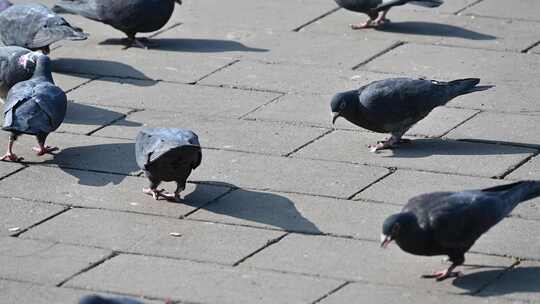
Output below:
[1,0,540,303]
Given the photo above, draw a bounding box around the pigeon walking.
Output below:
[2,52,67,161]
[0,3,87,53]
[381,180,540,281]
[52,0,182,48]
[135,128,202,202]
[330,77,493,152]
[80,295,144,304]
[0,46,35,101]
[334,0,443,29]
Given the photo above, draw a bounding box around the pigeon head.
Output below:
[17,51,43,69]
[381,212,418,248]
[330,90,357,125]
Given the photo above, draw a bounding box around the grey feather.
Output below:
[0,46,34,99]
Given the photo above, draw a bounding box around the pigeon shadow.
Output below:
[99,38,269,53]
[182,181,321,234]
[52,58,157,86]
[64,101,141,127]
[376,21,496,40]
[452,266,540,296]
[43,143,138,186]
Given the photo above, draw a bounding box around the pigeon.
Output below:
[135,128,202,201]
[0,46,35,101]
[52,0,182,48]
[0,0,11,12]
[0,3,87,53]
[381,180,540,281]
[79,295,144,304]
[334,0,444,29]
[2,52,67,162]
[330,77,493,152]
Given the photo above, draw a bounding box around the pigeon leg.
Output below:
[161,182,185,202]
[350,18,376,29]
[421,264,463,281]
[33,134,58,156]
[125,34,149,50]
[142,178,167,200]
[368,130,408,152]
[372,9,391,26]
[1,134,22,162]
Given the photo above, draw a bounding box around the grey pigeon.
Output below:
[335,0,443,29]
[0,0,12,12]
[52,0,182,48]
[80,295,145,304]
[0,46,35,101]
[381,180,540,281]
[135,127,202,201]
[2,52,67,161]
[330,77,493,152]
[0,3,87,53]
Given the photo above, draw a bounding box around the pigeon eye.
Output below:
[339,102,346,110]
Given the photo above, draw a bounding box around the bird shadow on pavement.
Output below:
[376,21,496,40]
[452,266,540,296]
[99,38,269,53]
[181,181,322,234]
[63,101,141,127]
[52,58,157,86]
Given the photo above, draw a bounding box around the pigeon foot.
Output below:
[124,37,151,50]
[350,20,375,29]
[161,191,182,202]
[33,145,58,156]
[422,270,463,281]
[143,188,168,200]
[1,153,23,162]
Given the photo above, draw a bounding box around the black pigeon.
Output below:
[0,46,35,101]
[381,180,540,281]
[2,52,67,162]
[330,77,493,152]
[80,295,144,304]
[335,0,443,29]
[135,128,202,201]
[52,0,182,48]
[0,3,87,53]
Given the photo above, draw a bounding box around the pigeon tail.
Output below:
[483,180,540,215]
[446,78,493,98]
[409,0,444,8]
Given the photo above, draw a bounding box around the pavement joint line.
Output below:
[283,128,335,157]
[453,0,486,15]
[237,92,287,119]
[232,232,290,267]
[456,138,540,151]
[352,41,406,70]
[191,59,240,85]
[196,82,287,95]
[147,22,183,39]
[444,105,540,116]
[493,149,539,179]
[292,6,341,32]
[56,252,119,287]
[460,13,540,24]
[311,281,352,304]
[10,207,72,238]
[181,187,238,218]
[438,109,483,138]
[63,75,101,94]
[468,259,522,295]
[0,164,28,181]
[522,40,540,53]
[85,108,145,136]
[14,161,141,178]
[346,169,396,200]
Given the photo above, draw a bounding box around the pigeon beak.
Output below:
[380,234,392,248]
[332,112,340,125]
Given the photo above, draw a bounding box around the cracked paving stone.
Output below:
[0,197,67,236]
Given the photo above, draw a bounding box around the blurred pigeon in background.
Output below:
[334,0,444,29]
[135,128,202,201]
[52,0,182,48]
[330,77,492,152]
[2,52,67,161]
[381,180,540,281]
[0,46,35,101]
[79,294,145,304]
[0,0,11,12]
[0,3,87,53]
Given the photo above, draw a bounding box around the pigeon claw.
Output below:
[143,188,166,200]
[422,270,463,281]
[33,145,58,156]
[1,153,23,162]
[350,20,375,29]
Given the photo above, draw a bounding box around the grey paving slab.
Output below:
[320,282,517,304]
[0,236,111,285]
[446,112,540,147]
[242,233,513,293]
[191,149,390,198]
[0,162,24,178]
[479,261,540,303]
[94,110,328,156]
[65,78,280,118]
[0,197,66,236]
[507,155,540,180]
[66,254,343,304]
[200,60,391,94]
[52,72,92,92]
[0,133,137,175]
[294,130,536,177]
[0,166,230,218]
[189,189,396,238]
[23,208,284,264]
[462,0,540,22]
[58,101,135,135]
[306,10,540,52]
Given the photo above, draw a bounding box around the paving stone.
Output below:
[0,162,24,178]
[200,60,391,94]
[462,0,540,22]
[306,10,540,52]
[191,149,390,198]
[319,282,517,304]
[0,197,67,236]
[478,261,540,303]
[58,102,136,135]
[189,189,397,238]
[23,208,284,264]
[507,155,540,180]
[95,110,328,155]
[446,112,540,147]
[67,253,342,304]
[0,236,111,285]
[0,133,138,175]
[0,166,230,218]
[242,234,512,293]
[65,78,280,118]
[294,130,536,177]
[53,72,92,92]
